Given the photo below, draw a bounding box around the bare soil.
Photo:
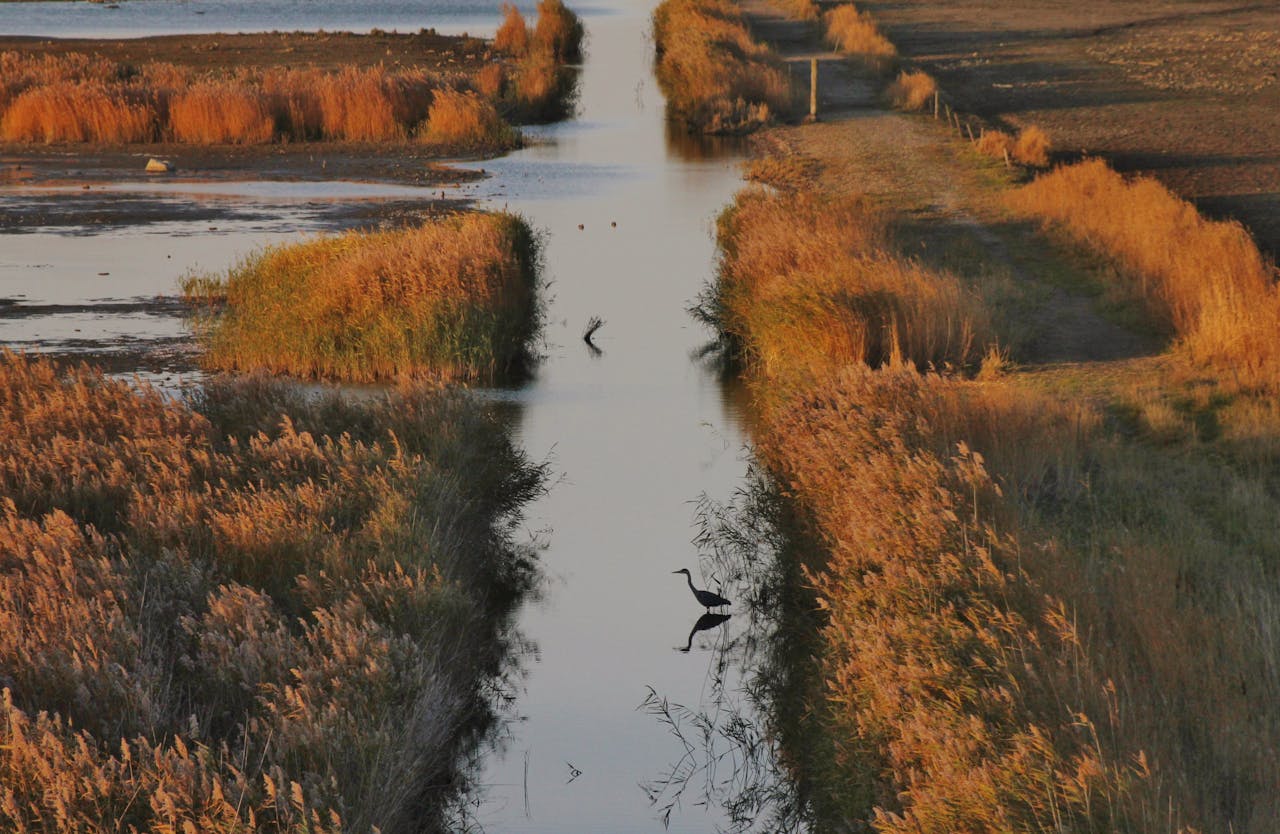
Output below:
[859,0,1280,257]
[0,29,492,73]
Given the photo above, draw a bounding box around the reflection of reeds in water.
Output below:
[0,353,546,833]
[641,479,808,833]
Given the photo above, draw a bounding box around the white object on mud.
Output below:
[145,158,173,174]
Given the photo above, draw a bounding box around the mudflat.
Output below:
[864,0,1280,256]
[0,29,492,73]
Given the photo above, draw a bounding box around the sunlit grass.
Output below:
[186,212,541,383]
[652,0,792,134]
[0,351,545,834]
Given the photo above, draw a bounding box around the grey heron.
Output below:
[672,568,731,610]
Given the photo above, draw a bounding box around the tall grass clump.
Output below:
[169,80,274,144]
[0,351,546,834]
[976,125,1052,166]
[772,0,819,21]
[187,211,541,383]
[418,87,520,152]
[886,69,936,111]
[494,3,532,55]
[823,4,896,64]
[703,187,992,378]
[531,0,585,63]
[653,0,792,134]
[0,81,155,143]
[1009,159,1280,387]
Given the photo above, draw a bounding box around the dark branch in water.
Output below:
[583,315,605,357]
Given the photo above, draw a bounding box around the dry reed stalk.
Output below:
[708,187,993,377]
[0,81,155,143]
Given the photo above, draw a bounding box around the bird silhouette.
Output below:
[672,568,731,611]
[679,611,731,652]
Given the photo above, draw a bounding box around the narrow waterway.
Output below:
[459,10,778,831]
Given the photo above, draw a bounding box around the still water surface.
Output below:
[0,2,794,831]
[0,0,607,38]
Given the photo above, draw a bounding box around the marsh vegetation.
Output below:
[0,353,545,833]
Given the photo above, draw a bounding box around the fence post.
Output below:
[809,57,818,120]
[933,91,939,120]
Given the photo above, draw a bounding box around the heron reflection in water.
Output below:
[678,611,731,653]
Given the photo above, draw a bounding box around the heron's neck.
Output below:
[685,572,697,593]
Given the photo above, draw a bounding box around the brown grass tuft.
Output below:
[418,87,520,151]
[886,69,936,111]
[772,0,819,21]
[1012,124,1051,166]
[474,62,508,99]
[823,4,896,62]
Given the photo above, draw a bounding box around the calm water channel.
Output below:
[0,2,796,832]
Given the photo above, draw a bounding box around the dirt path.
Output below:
[742,0,1152,365]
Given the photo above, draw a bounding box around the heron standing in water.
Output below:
[672,568,731,610]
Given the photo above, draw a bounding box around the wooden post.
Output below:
[933,91,939,120]
[965,122,975,143]
[1002,147,1011,169]
[809,57,818,120]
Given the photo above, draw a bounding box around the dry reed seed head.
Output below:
[749,362,1138,834]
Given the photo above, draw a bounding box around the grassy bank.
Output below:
[706,186,1144,832]
[185,211,540,383]
[715,33,1280,831]
[1009,159,1280,389]
[0,351,545,833]
[652,0,791,134]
